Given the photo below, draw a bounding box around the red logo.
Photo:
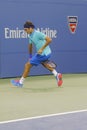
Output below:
[68,16,78,34]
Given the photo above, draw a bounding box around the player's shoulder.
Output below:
[35,29,46,36]
[34,29,43,36]
[34,29,41,34]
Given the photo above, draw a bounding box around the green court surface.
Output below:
[0,74,87,122]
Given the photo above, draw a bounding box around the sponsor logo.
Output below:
[67,16,78,34]
[4,27,57,39]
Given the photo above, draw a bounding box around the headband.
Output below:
[24,24,35,28]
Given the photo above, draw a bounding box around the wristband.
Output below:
[29,54,32,58]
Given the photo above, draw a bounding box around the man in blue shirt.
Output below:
[11,21,63,87]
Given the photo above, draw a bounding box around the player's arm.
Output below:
[28,43,33,59]
[38,36,52,54]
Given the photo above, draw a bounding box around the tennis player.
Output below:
[11,21,63,87]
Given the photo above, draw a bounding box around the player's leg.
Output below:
[42,61,63,86]
[19,62,32,83]
[11,62,32,87]
[11,54,43,87]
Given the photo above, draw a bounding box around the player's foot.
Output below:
[11,80,23,87]
[56,73,63,87]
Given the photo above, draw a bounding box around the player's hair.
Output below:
[24,21,35,28]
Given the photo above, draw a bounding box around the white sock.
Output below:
[52,69,58,77]
[19,77,25,84]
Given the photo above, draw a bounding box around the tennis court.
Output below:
[0,74,87,129]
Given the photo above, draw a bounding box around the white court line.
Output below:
[0,109,87,124]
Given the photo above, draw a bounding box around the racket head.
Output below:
[42,60,57,68]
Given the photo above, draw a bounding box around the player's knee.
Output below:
[25,62,32,70]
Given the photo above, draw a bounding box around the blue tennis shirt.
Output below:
[28,29,51,56]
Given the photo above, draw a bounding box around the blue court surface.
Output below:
[0,110,87,130]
